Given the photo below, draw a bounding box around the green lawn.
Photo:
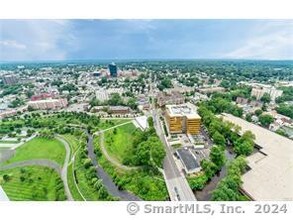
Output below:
[104,123,140,163]
[0,166,66,201]
[1,137,66,166]
[98,119,131,130]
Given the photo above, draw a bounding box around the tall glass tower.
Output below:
[108,62,117,77]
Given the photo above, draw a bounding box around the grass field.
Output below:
[104,122,140,163]
[0,166,66,201]
[1,137,66,166]
[98,119,131,130]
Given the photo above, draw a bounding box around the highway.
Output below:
[149,73,196,201]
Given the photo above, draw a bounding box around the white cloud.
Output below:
[0,20,75,61]
[0,40,27,49]
[224,20,293,60]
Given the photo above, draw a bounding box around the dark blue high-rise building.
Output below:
[108,62,117,77]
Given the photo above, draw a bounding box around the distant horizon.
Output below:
[1,58,293,65]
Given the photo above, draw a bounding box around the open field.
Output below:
[99,119,131,130]
[104,123,140,163]
[0,166,66,201]
[1,137,66,166]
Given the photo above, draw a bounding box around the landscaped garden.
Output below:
[0,166,66,201]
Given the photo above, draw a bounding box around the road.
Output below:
[86,132,141,201]
[149,73,196,201]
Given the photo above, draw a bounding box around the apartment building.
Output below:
[28,99,68,110]
[251,84,283,101]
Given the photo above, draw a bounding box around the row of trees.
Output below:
[78,135,116,201]
[212,156,247,201]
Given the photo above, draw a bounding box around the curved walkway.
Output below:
[55,136,73,201]
[0,159,62,174]
[0,136,74,201]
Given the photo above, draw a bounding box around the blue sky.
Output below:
[0,19,292,61]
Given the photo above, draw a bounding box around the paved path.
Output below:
[86,132,141,201]
[0,136,74,201]
[56,136,74,201]
[0,159,62,173]
[94,120,133,134]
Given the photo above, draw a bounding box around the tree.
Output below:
[255,109,263,116]
[259,114,274,127]
[212,156,247,201]
[245,113,252,122]
[234,140,253,156]
[260,93,271,103]
[210,146,226,170]
[200,159,217,180]
[147,117,154,128]
[150,138,166,168]
[276,104,293,119]
[136,142,150,166]
[89,97,100,107]
[108,93,123,106]
[212,131,226,146]
[188,174,208,190]
[234,131,254,156]
[83,158,92,169]
[127,97,138,110]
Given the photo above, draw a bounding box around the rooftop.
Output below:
[166,103,200,119]
[221,113,293,201]
[176,148,200,172]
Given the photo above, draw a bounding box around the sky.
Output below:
[0,19,292,61]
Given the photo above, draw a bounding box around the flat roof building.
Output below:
[134,116,149,131]
[28,99,67,110]
[166,103,201,135]
[176,148,201,174]
[2,75,18,85]
[221,113,293,201]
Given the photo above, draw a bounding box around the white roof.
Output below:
[166,103,200,119]
[135,116,148,130]
[0,186,9,201]
[221,113,293,200]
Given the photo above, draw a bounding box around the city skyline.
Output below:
[0,19,292,62]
